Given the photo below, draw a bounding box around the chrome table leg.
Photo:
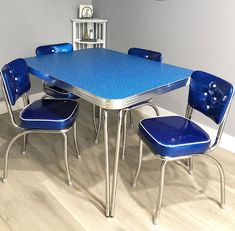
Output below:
[110,110,123,217]
[121,110,128,160]
[103,109,110,217]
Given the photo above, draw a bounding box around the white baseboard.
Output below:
[136,106,235,154]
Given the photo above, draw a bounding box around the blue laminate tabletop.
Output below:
[25,48,192,109]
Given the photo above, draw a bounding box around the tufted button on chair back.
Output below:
[35,43,73,56]
[128,47,162,62]
[1,58,30,105]
[189,70,234,124]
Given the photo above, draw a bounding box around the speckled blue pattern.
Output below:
[35,43,79,100]
[25,48,192,100]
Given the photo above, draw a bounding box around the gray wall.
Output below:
[93,0,235,136]
[0,0,91,94]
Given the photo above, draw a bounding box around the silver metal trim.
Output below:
[28,69,190,110]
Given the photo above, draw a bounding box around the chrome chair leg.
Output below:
[122,102,159,160]
[147,102,160,116]
[92,104,97,134]
[153,160,167,225]
[95,107,102,144]
[22,134,28,155]
[202,154,225,209]
[132,139,143,187]
[189,157,193,175]
[62,132,72,186]
[3,131,29,183]
[129,111,134,127]
[73,122,80,159]
[121,110,128,160]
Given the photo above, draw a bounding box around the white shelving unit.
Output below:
[71,18,107,50]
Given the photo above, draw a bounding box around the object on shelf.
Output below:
[79,5,93,19]
[89,29,94,40]
[83,29,89,40]
[71,18,107,50]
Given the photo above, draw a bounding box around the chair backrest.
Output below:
[128,47,162,62]
[1,58,30,106]
[35,43,73,56]
[189,70,234,125]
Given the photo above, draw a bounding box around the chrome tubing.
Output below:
[103,109,110,217]
[110,110,123,217]
[132,139,143,188]
[153,160,167,225]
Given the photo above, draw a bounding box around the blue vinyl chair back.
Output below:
[128,47,162,62]
[189,71,234,125]
[35,43,73,56]
[1,58,30,106]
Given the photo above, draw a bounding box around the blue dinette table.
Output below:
[25,48,193,217]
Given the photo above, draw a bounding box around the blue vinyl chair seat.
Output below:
[44,84,79,100]
[20,99,79,130]
[139,116,211,157]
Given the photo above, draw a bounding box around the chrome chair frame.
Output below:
[35,43,81,158]
[121,100,159,160]
[121,48,162,159]
[132,91,233,225]
[1,72,80,186]
[35,43,98,148]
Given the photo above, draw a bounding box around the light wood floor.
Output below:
[0,100,235,231]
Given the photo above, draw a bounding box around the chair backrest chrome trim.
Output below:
[186,70,234,151]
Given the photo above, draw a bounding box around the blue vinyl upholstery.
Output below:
[128,47,162,62]
[35,43,79,100]
[20,99,79,130]
[35,43,73,56]
[135,70,234,224]
[139,70,233,158]
[2,58,79,131]
[1,58,80,186]
[43,84,79,100]
[1,59,30,105]
[189,71,234,124]
[139,116,211,157]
